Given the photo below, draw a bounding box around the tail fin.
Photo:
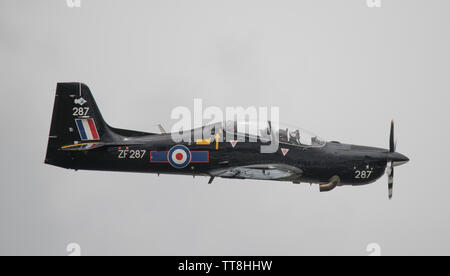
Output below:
[45,83,117,167]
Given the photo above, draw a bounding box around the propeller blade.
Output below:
[389,120,395,153]
[388,163,394,200]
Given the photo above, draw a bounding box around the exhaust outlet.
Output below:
[320,175,340,192]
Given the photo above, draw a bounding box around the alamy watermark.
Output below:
[66,0,81,8]
[366,243,381,256]
[67,243,81,256]
[366,0,382,8]
[170,99,280,153]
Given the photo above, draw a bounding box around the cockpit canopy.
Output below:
[278,127,325,147]
[222,121,326,147]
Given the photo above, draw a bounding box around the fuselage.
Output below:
[48,130,404,187]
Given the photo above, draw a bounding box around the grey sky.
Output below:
[0,0,449,255]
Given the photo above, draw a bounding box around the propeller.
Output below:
[386,120,409,199]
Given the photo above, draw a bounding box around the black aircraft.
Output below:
[45,83,409,199]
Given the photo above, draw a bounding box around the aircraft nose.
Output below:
[388,152,410,166]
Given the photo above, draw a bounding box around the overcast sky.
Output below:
[1,0,449,255]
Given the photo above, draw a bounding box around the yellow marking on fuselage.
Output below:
[60,142,103,149]
[215,133,220,150]
[196,138,212,145]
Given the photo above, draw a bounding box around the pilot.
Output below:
[279,129,288,142]
[290,129,300,145]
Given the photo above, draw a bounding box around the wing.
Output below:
[209,163,302,181]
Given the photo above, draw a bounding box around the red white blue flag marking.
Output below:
[75,118,100,140]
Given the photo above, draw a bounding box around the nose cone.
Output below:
[388,152,410,167]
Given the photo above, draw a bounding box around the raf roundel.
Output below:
[168,145,191,169]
